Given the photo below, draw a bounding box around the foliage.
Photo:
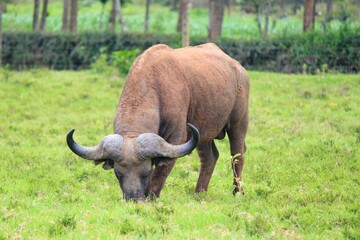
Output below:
[211,24,360,73]
[0,69,359,239]
[111,49,141,75]
[2,2,359,37]
[90,50,115,74]
[274,24,360,73]
[1,31,180,70]
[332,0,359,23]
[99,0,109,4]
[90,48,141,75]
[2,26,359,73]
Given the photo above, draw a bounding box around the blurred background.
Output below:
[0,0,359,73]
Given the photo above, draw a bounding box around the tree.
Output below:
[177,0,187,33]
[181,0,190,47]
[109,0,116,31]
[62,0,69,31]
[170,0,179,11]
[144,0,151,32]
[225,0,234,15]
[292,0,301,15]
[321,0,333,32]
[303,0,316,32]
[33,0,40,31]
[116,0,127,32]
[70,0,77,33]
[326,0,333,21]
[279,0,285,17]
[208,0,224,42]
[39,0,48,31]
[109,0,127,32]
[99,0,108,29]
[251,0,272,37]
[264,0,270,37]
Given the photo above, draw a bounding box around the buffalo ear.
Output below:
[94,160,114,170]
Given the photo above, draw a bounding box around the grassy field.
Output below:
[0,68,359,239]
[3,1,359,39]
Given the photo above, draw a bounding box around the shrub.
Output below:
[111,49,141,75]
[2,29,359,73]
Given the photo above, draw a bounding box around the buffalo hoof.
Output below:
[233,186,245,196]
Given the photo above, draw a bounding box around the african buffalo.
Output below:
[67,43,249,201]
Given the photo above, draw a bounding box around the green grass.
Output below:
[3,1,359,39]
[0,68,359,239]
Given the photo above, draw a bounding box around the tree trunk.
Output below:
[144,0,151,32]
[264,0,270,37]
[70,0,77,33]
[39,0,48,31]
[99,3,105,29]
[33,0,40,31]
[177,0,187,33]
[255,2,262,35]
[280,0,285,17]
[225,0,232,15]
[62,0,69,31]
[326,0,333,22]
[293,0,301,15]
[303,0,316,32]
[109,0,116,31]
[170,0,178,11]
[208,0,224,42]
[115,0,127,32]
[181,0,189,47]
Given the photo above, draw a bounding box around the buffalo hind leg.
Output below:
[227,116,248,195]
[149,158,176,200]
[195,141,219,193]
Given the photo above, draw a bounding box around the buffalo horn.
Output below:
[136,123,200,159]
[66,129,124,160]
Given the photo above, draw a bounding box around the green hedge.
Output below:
[215,26,360,73]
[2,27,359,73]
[1,32,182,70]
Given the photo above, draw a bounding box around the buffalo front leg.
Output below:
[227,117,248,195]
[195,141,219,193]
[149,158,176,199]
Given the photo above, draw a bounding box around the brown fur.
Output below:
[114,43,249,197]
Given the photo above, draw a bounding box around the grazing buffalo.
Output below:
[67,43,249,201]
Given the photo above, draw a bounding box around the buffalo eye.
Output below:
[140,171,151,179]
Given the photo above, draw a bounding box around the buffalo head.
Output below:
[66,124,199,201]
